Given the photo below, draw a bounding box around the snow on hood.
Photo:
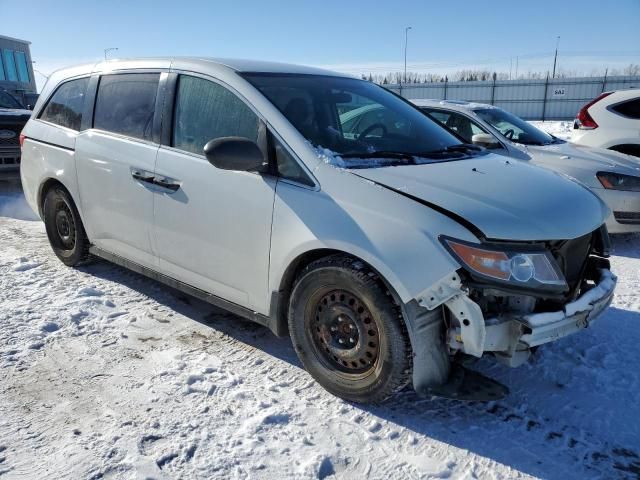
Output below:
[314,146,347,168]
[353,154,609,241]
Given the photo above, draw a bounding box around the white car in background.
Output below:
[406,99,640,233]
[571,89,640,158]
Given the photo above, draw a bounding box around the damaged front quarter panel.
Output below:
[415,271,488,358]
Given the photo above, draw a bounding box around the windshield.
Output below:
[243,73,475,166]
[0,91,24,109]
[474,108,558,146]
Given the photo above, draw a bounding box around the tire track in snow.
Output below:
[1,215,639,479]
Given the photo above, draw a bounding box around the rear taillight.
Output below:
[574,92,613,130]
[19,133,26,148]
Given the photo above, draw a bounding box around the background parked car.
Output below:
[407,99,640,233]
[571,89,640,158]
[0,89,31,179]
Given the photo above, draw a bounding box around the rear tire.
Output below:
[288,254,412,403]
[43,187,91,267]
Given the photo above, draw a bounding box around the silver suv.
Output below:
[20,58,615,402]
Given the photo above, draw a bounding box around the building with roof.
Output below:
[0,35,37,107]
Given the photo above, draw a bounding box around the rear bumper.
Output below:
[448,269,617,365]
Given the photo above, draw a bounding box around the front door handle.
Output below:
[154,176,182,192]
[131,167,155,183]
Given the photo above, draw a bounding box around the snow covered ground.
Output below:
[1,140,639,479]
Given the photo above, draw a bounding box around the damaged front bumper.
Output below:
[442,269,617,367]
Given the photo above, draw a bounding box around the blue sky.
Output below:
[5,0,640,88]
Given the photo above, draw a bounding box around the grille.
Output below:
[0,124,22,146]
[0,156,20,165]
[548,231,594,294]
[614,211,640,225]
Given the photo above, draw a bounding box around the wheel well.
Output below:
[271,249,403,337]
[38,178,68,218]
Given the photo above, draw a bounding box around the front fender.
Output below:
[269,169,477,307]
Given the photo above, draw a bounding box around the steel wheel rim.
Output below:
[309,289,380,375]
[54,200,76,249]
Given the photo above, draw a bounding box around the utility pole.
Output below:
[404,26,412,85]
[515,56,519,79]
[104,47,119,61]
[552,36,560,78]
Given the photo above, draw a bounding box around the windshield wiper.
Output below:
[341,151,417,163]
[413,143,482,158]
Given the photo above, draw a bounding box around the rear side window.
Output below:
[611,98,640,119]
[94,73,160,141]
[39,77,89,131]
[172,75,258,155]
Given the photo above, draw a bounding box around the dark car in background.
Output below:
[0,89,31,178]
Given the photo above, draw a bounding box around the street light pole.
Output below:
[552,36,560,78]
[404,26,412,85]
[104,47,119,61]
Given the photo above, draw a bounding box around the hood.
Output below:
[526,141,640,187]
[353,154,609,241]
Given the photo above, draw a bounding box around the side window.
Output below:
[172,75,258,155]
[425,109,495,145]
[2,50,17,81]
[39,77,89,131]
[424,109,451,126]
[612,99,640,119]
[272,134,313,186]
[14,51,30,83]
[440,111,477,143]
[93,73,160,141]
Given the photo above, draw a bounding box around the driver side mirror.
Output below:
[204,137,268,172]
[472,133,500,148]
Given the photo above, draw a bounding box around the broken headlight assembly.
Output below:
[441,236,568,291]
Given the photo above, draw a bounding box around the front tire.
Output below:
[43,187,91,267]
[288,255,412,403]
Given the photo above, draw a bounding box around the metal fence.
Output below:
[386,75,640,120]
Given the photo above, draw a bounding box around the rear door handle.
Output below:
[154,175,182,192]
[131,167,155,183]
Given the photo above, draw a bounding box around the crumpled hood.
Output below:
[354,154,609,241]
[527,141,640,180]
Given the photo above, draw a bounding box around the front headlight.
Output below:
[597,172,640,192]
[441,236,567,290]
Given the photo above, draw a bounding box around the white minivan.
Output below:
[20,58,616,402]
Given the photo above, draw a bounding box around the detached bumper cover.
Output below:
[518,268,616,347]
[448,269,617,359]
